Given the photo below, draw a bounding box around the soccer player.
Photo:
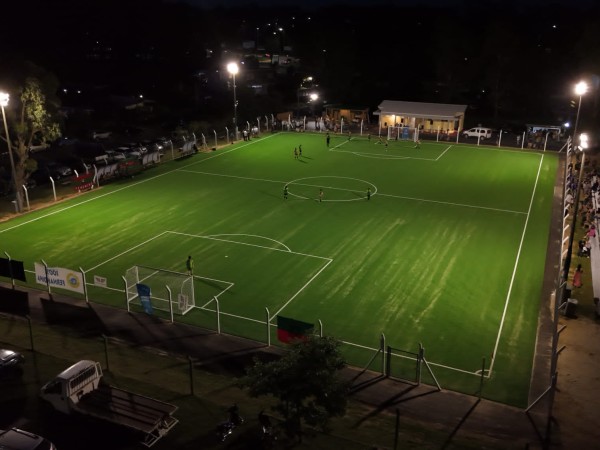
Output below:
[294,147,298,159]
[299,145,302,157]
[319,188,323,202]
[284,185,288,200]
[186,256,194,275]
[414,139,421,149]
[367,187,371,200]
[326,133,330,147]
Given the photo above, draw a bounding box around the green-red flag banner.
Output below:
[277,315,314,343]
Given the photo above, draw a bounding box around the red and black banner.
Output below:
[73,173,95,192]
[276,315,314,343]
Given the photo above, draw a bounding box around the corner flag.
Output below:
[276,315,314,343]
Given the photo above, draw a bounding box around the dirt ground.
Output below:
[552,301,600,447]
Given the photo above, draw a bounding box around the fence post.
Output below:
[122,276,130,312]
[188,356,195,396]
[417,343,424,385]
[26,315,34,352]
[80,266,89,304]
[386,346,391,377]
[266,307,271,346]
[380,333,386,376]
[4,251,15,289]
[166,286,173,323]
[102,334,110,372]
[41,259,52,299]
[478,357,486,399]
[215,297,220,334]
[393,408,400,450]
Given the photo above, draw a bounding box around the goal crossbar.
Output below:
[125,265,195,315]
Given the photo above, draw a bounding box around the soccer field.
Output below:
[0,132,558,406]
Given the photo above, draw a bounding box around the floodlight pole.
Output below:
[0,94,23,213]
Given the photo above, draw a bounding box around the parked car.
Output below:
[92,130,112,140]
[46,162,73,179]
[113,148,130,160]
[462,127,493,140]
[0,428,56,450]
[0,349,24,376]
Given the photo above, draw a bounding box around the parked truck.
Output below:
[40,360,178,447]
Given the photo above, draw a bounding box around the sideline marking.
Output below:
[487,153,545,376]
[0,135,275,235]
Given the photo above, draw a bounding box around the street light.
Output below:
[0,92,22,213]
[227,62,239,140]
[573,81,588,143]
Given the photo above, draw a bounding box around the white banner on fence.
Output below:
[34,263,85,294]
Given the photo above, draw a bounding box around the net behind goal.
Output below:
[387,126,417,141]
[125,265,195,315]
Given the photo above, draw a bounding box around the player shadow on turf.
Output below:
[298,159,308,164]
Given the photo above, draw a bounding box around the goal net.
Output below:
[387,126,417,141]
[125,265,195,315]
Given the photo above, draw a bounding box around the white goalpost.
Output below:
[124,265,195,315]
[387,126,417,141]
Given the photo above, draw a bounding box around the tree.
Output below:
[0,74,61,212]
[241,335,350,442]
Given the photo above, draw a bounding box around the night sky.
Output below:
[1,0,599,132]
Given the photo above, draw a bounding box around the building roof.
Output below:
[376,100,467,120]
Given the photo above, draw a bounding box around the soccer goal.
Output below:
[387,126,417,141]
[124,265,195,315]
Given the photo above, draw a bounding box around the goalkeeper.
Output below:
[186,256,194,275]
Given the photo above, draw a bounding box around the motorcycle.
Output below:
[216,403,244,442]
[259,410,277,446]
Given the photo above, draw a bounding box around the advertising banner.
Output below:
[34,263,84,294]
[136,283,153,315]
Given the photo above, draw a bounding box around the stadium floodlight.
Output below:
[573,81,588,141]
[0,92,22,213]
[227,62,239,140]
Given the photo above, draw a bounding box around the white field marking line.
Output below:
[329,139,351,151]
[176,167,522,214]
[179,169,373,197]
[435,145,453,160]
[271,258,334,321]
[194,306,268,325]
[86,231,170,272]
[460,144,544,155]
[166,230,332,261]
[177,133,277,168]
[329,147,437,161]
[487,153,545,377]
[200,281,235,309]
[165,230,334,318]
[0,136,273,235]
[178,169,286,185]
[206,233,291,252]
[376,191,526,215]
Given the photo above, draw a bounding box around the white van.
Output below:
[462,127,493,140]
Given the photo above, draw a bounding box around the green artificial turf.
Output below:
[0,132,558,406]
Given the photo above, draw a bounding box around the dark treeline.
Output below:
[2,0,600,129]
